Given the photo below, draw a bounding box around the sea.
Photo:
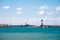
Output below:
[0,26,60,40]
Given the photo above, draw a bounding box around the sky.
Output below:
[0,0,60,25]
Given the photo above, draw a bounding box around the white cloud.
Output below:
[10,18,24,25]
[38,11,45,15]
[0,17,60,25]
[16,8,22,10]
[16,8,23,14]
[56,6,60,11]
[40,5,48,10]
[47,11,53,15]
[16,11,23,14]
[2,5,10,9]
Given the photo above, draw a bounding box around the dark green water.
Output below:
[0,26,60,40]
[0,27,60,33]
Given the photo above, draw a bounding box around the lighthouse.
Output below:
[40,19,43,27]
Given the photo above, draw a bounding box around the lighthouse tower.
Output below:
[40,19,43,27]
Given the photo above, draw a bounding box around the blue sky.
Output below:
[0,0,60,25]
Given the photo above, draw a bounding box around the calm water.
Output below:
[0,26,60,40]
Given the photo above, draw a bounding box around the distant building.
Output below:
[0,24,8,28]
